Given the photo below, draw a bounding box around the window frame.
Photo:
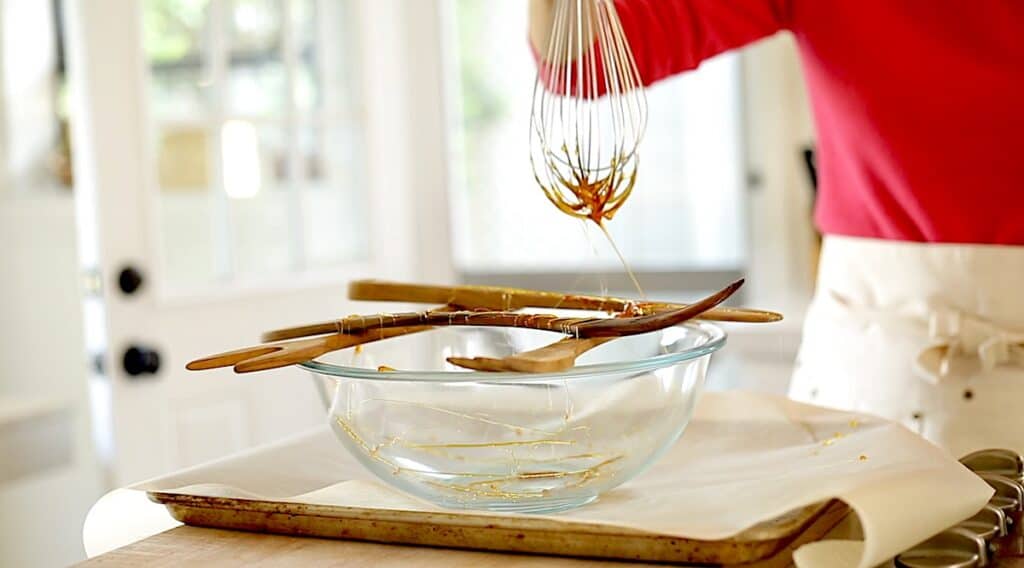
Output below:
[50,0,454,307]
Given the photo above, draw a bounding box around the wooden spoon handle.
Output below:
[262,304,458,342]
[265,311,597,343]
[348,279,782,323]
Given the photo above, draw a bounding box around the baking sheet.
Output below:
[129,391,992,568]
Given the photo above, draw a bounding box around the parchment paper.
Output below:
[129,391,992,568]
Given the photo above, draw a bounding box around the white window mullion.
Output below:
[208,0,234,281]
[315,0,337,129]
[314,0,352,264]
[315,0,338,203]
[281,0,306,271]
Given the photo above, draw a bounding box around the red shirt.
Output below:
[610,0,1024,244]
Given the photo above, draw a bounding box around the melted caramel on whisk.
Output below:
[537,153,645,297]
[537,153,636,225]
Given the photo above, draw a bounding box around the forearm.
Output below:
[529,0,594,64]
[528,0,556,57]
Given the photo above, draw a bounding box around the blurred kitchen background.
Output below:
[0,0,817,565]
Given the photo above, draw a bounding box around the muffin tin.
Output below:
[895,449,1024,567]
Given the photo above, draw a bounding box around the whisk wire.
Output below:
[530,0,648,225]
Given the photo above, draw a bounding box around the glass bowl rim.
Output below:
[299,321,726,383]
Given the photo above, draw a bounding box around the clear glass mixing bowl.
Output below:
[302,321,724,514]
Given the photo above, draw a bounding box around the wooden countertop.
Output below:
[80,524,1024,567]
[78,525,653,567]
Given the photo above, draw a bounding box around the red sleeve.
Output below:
[618,0,793,85]
[535,0,792,94]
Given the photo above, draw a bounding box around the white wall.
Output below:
[743,33,817,317]
[706,34,817,395]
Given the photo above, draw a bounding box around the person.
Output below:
[529,0,1024,458]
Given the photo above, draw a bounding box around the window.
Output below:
[0,0,67,194]
[445,0,747,296]
[143,0,367,290]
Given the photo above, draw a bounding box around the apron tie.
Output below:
[915,307,1024,384]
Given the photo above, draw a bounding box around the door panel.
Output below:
[66,0,449,485]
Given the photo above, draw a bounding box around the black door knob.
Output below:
[118,266,145,295]
[123,346,161,377]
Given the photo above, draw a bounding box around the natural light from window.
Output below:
[446,0,747,276]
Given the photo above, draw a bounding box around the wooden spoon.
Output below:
[348,279,781,322]
[447,337,613,373]
[258,279,742,346]
[264,279,778,343]
[446,279,741,372]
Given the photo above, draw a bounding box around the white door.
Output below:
[64,0,452,485]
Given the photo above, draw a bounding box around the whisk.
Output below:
[530,0,647,227]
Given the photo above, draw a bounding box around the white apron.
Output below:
[788,235,1024,458]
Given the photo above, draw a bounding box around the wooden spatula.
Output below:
[445,278,741,372]
[257,279,741,345]
[264,277,775,343]
[348,279,781,322]
[186,326,432,373]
